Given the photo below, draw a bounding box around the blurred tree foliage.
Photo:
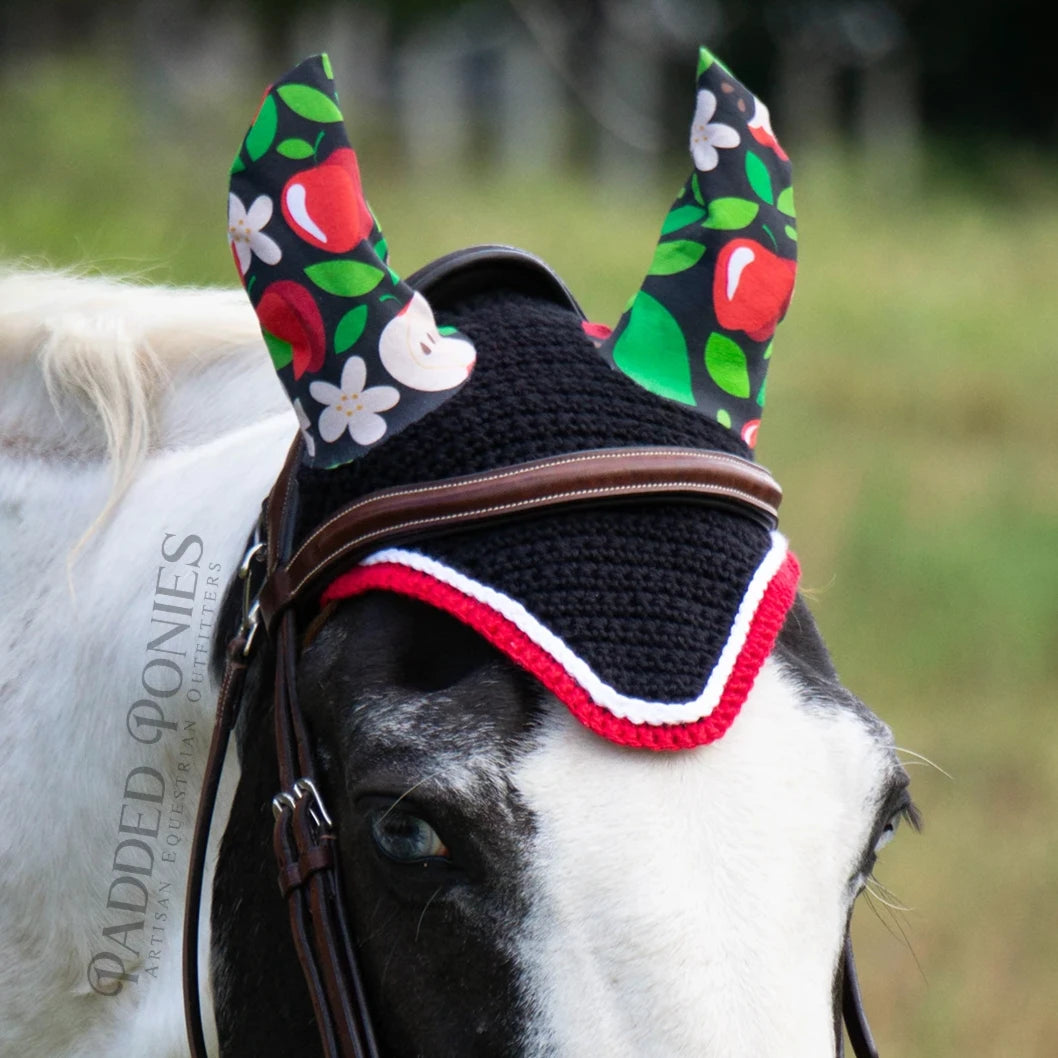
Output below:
[715,0,1050,144]
[0,0,1051,146]
[193,0,470,50]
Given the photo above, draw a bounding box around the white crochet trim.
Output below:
[358,531,789,727]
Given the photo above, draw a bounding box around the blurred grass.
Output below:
[4,50,1058,1058]
[775,155,1058,1057]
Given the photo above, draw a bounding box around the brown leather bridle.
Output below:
[181,438,878,1058]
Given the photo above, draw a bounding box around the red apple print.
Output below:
[748,123,787,160]
[713,238,796,342]
[256,280,326,380]
[741,419,761,448]
[747,101,788,162]
[280,147,374,253]
[581,320,613,342]
[230,242,245,286]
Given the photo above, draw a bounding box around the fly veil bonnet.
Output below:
[228,48,799,748]
[185,46,879,1058]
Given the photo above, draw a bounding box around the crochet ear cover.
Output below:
[230,47,802,752]
[229,54,476,469]
[597,46,797,450]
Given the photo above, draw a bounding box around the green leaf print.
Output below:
[704,197,759,230]
[704,333,750,397]
[262,329,292,370]
[333,305,368,354]
[305,261,384,296]
[277,138,316,159]
[745,151,773,205]
[777,185,796,218]
[661,204,707,235]
[611,291,695,406]
[649,240,706,275]
[245,95,277,162]
[277,84,343,123]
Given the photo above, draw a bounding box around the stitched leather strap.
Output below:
[183,635,251,1058]
[268,458,380,1058]
[257,446,782,632]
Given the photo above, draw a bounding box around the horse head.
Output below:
[204,49,916,1058]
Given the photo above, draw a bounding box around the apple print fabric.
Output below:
[598,47,797,450]
[230,54,476,468]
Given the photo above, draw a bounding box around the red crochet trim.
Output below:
[321,552,800,751]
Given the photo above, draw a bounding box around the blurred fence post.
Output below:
[496,34,566,174]
[292,2,390,141]
[856,49,922,194]
[394,23,474,174]
[774,32,842,149]
[593,11,662,190]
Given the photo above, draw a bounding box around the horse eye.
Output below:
[368,807,450,863]
[873,809,904,855]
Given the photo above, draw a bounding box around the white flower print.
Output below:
[689,90,740,172]
[228,193,282,275]
[292,398,316,459]
[309,356,400,447]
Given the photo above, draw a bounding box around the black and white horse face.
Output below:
[214,590,912,1057]
[209,51,913,1054]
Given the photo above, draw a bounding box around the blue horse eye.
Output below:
[368,807,450,863]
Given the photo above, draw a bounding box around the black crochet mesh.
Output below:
[295,289,771,702]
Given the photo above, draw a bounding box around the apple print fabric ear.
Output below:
[230,54,476,468]
[597,46,797,450]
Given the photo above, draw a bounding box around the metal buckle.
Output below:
[271,791,297,819]
[271,777,333,833]
[237,529,266,657]
[239,598,262,657]
[293,777,333,830]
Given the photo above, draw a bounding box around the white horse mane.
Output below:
[0,268,300,1057]
[0,267,289,541]
[0,267,264,456]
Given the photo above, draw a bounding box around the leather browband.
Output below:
[256,445,782,632]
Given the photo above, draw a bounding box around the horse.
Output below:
[0,47,916,1058]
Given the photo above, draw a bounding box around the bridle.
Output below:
[181,438,879,1058]
[181,250,879,1058]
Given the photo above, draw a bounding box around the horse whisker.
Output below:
[861,889,929,985]
[415,886,444,943]
[864,878,914,913]
[894,746,953,780]
[376,773,442,824]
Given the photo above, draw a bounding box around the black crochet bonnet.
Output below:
[229,49,801,749]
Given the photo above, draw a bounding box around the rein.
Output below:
[182,441,878,1058]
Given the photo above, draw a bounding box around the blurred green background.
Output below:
[3,3,1056,1055]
